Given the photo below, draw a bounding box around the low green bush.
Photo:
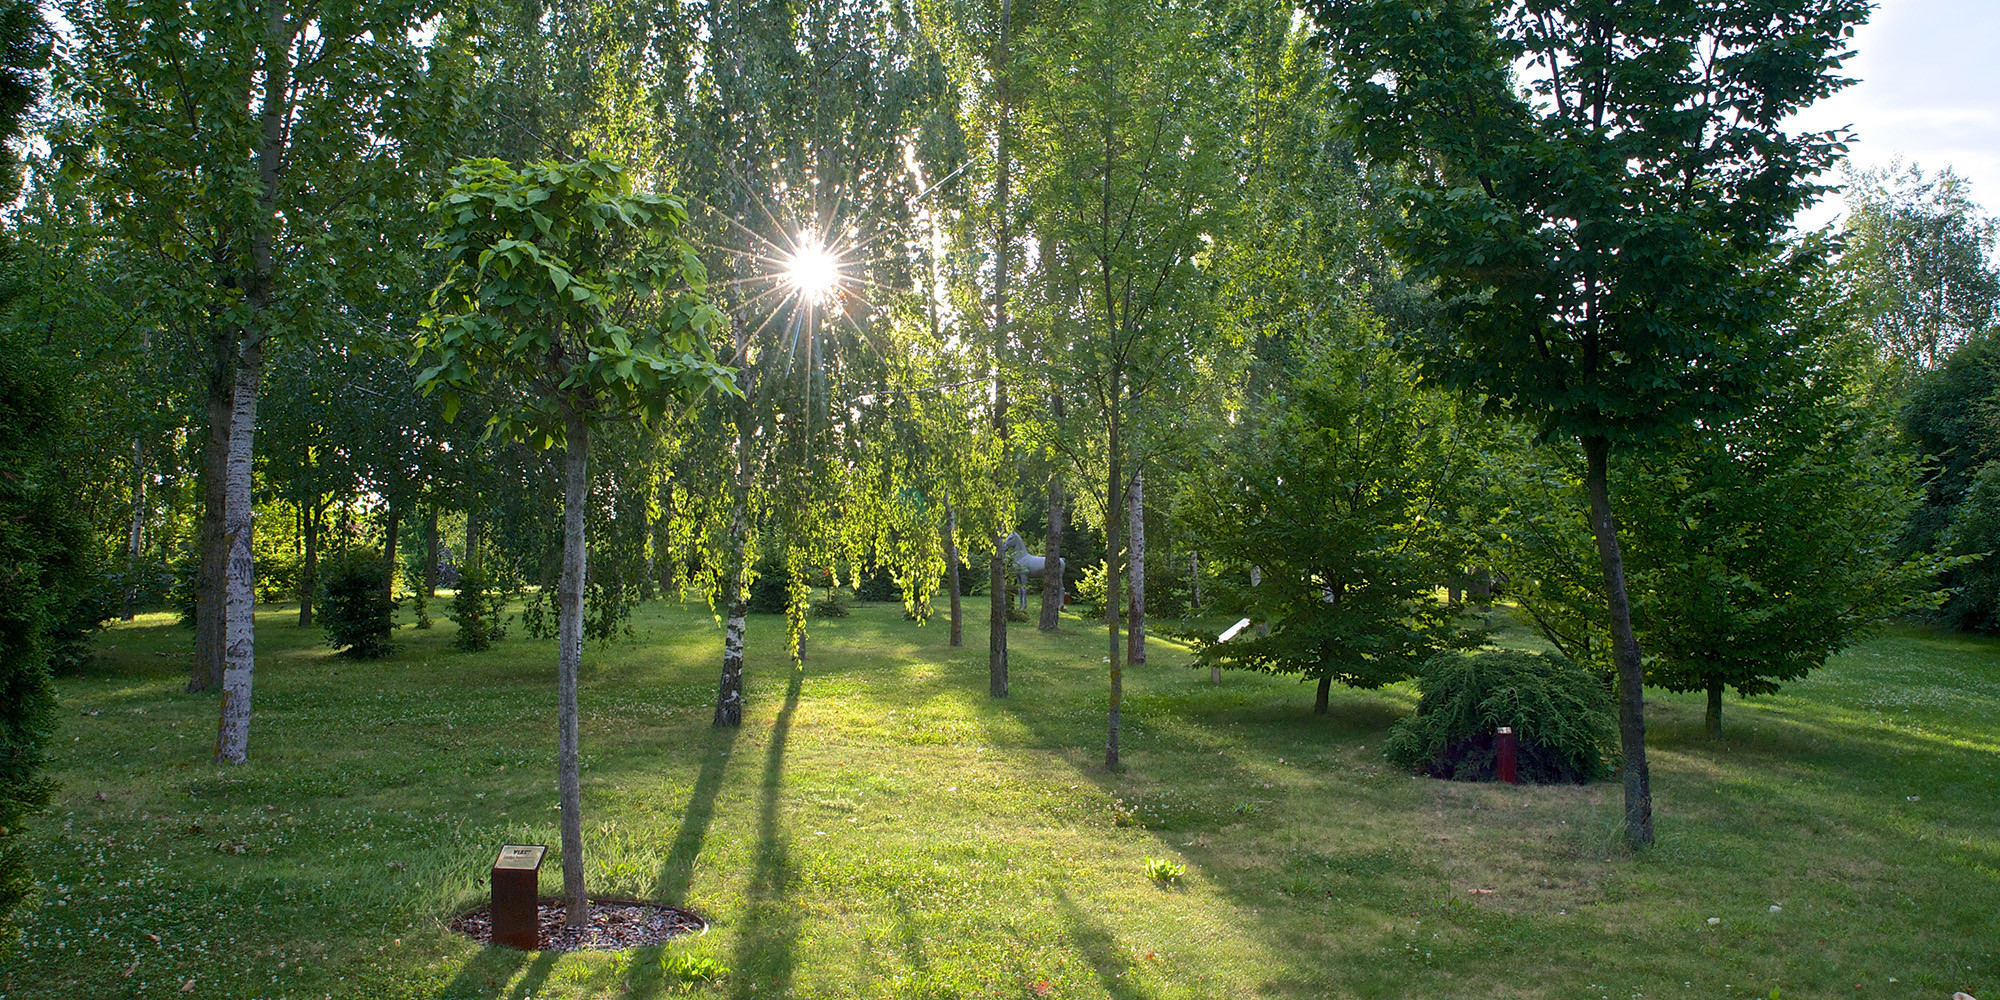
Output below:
[317,554,397,659]
[1384,649,1614,784]
[449,564,508,652]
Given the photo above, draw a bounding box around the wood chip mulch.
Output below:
[448,898,706,952]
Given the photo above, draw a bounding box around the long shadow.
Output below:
[504,952,559,999]
[1054,887,1157,1000]
[727,667,805,1000]
[430,945,529,999]
[655,724,740,905]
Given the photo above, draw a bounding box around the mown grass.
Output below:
[3,596,1995,1000]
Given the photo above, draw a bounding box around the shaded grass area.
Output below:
[3,598,1995,999]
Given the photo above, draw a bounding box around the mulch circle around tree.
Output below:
[448,897,707,952]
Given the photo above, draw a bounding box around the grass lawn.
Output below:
[4,596,1996,999]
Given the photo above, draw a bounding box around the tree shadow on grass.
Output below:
[1055,887,1158,1000]
[655,723,740,905]
[727,667,804,1000]
[430,945,529,999]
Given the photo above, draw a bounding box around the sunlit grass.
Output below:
[6,600,1996,999]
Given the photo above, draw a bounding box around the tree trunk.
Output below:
[299,499,318,627]
[214,337,263,764]
[1104,384,1124,770]
[215,0,291,760]
[1583,435,1654,848]
[1126,465,1145,666]
[557,409,590,926]
[382,505,400,604]
[1041,472,1065,631]
[464,508,481,572]
[121,440,147,621]
[424,508,440,598]
[714,493,748,728]
[989,538,1009,697]
[988,0,1013,700]
[1315,672,1333,715]
[944,500,962,648]
[1706,680,1724,740]
[194,385,229,693]
[1251,565,1267,638]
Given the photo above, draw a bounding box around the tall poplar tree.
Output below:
[1311,0,1869,845]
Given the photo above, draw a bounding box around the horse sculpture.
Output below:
[1002,531,1064,611]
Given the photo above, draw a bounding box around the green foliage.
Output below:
[449,564,508,653]
[1839,162,1999,373]
[1384,651,1614,785]
[809,590,850,619]
[1171,336,1477,700]
[1311,0,1860,447]
[1940,461,2000,632]
[855,566,904,604]
[1143,857,1185,884]
[659,948,729,987]
[0,342,81,957]
[1496,339,1947,711]
[1905,330,2000,630]
[317,555,397,660]
[415,154,734,443]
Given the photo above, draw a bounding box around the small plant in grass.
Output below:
[810,589,849,618]
[317,553,397,659]
[1144,857,1185,884]
[659,948,729,988]
[449,564,508,652]
[1384,649,1614,783]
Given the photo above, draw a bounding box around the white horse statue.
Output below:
[1003,531,1064,610]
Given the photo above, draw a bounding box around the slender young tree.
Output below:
[416,154,734,926]
[1312,0,1869,845]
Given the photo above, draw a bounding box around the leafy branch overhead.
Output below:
[415,154,739,443]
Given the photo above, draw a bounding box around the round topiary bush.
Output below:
[1384,649,1614,784]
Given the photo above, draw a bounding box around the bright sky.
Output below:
[1787,0,2000,233]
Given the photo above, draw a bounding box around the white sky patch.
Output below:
[1786,0,2000,239]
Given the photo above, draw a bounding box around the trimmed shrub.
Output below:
[449,563,508,652]
[318,554,397,659]
[1384,650,1614,784]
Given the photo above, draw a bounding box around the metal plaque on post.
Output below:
[491,844,546,950]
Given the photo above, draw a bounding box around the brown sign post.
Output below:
[491,844,547,950]
[1495,727,1519,784]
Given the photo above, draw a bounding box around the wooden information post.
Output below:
[491,844,547,950]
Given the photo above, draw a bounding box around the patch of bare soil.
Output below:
[448,898,706,952]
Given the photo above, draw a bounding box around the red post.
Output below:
[1496,727,1518,784]
[491,844,546,950]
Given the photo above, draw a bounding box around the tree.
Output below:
[1840,162,2000,375]
[1496,335,1943,735]
[54,0,462,758]
[1905,328,2000,631]
[1311,0,1868,847]
[1022,0,1238,768]
[1174,332,1477,712]
[416,154,734,926]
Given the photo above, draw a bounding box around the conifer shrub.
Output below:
[317,553,397,659]
[1384,650,1614,784]
[449,563,508,652]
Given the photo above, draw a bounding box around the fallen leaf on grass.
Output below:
[1468,888,1494,894]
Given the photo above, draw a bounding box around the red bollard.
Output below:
[1495,727,1518,784]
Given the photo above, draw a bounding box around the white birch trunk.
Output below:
[557,409,590,926]
[214,339,263,764]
